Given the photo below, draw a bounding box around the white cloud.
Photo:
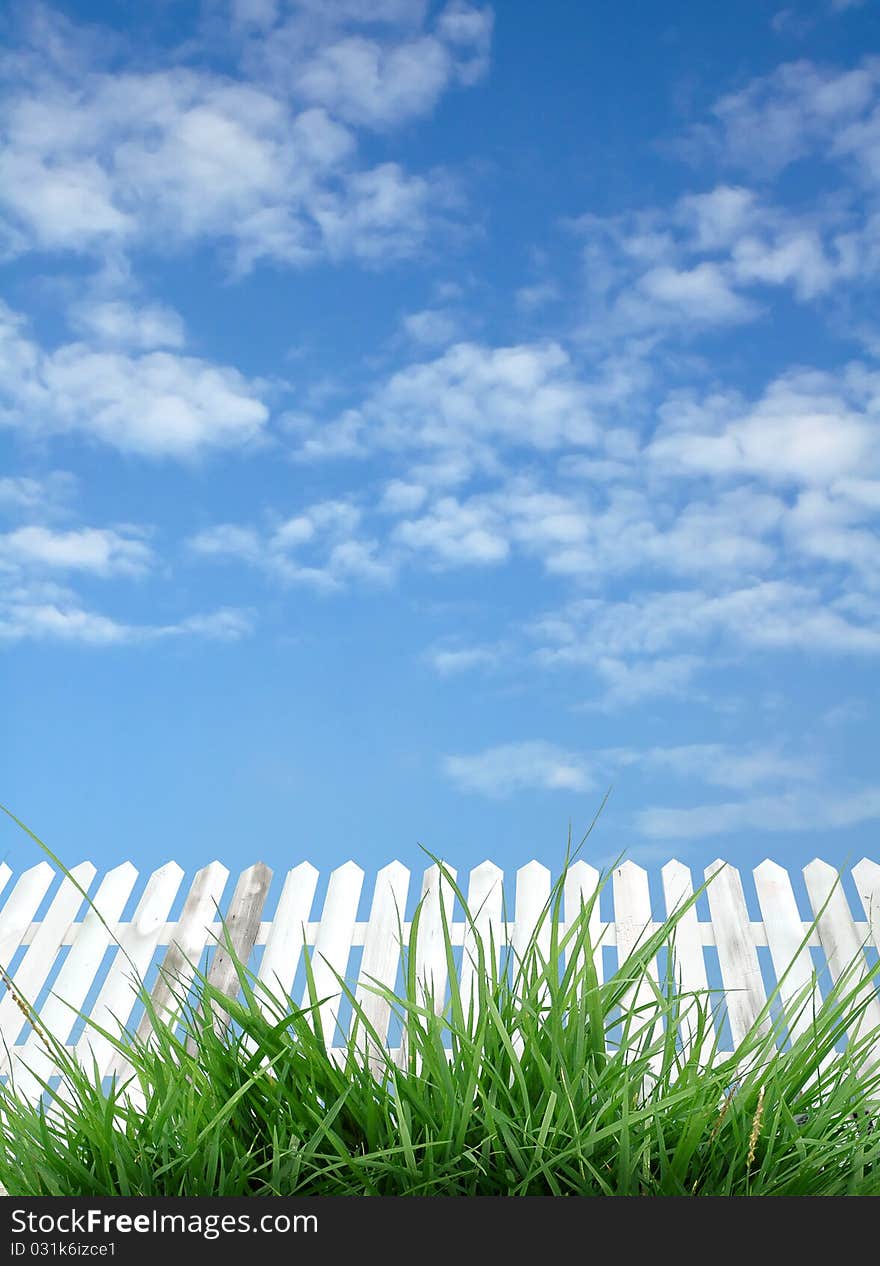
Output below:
[771,9,815,38]
[444,741,597,797]
[650,369,880,487]
[571,182,866,347]
[783,487,880,579]
[230,0,281,29]
[636,261,759,324]
[263,344,880,674]
[67,299,186,349]
[0,583,254,646]
[0,4,489,270]
[536,483,781,581]
[390,477,782,586]
[0,600,131,646]
[695,57,880,176]
[402,307,460,345]
[326,537,394,584]
[293,35,454,129]
[586,655,705,708]
[280,0,432,24]
[243,1,491,116]
[0,153,133,253]
[636,784,880,839]
[422,641,502,675]
[172,608,255,639]
[308,162,449,266]
[676,185,759,251]
[443,738,819,802]
[0,471,77,518]
[393,495,509,566]
[425,641,699,705]
[238,461,776,591]
[186,523,263,562]
[188,498,395,590]
[293,341,599,466]
[637,743,819,790]
[0,303,268,457]
[0,525,152,577]
[44,347,268,458]
[729,227,842,299]
[378,479,428,514]
[529,580,880,669]
[823,699,867,726]
[435,2,494,85]
[515,281,560,311]
[834,477,880,510]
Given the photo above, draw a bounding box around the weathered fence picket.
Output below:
[0,855,877,1104]
[136,861,228,1042]
[206,863,273,1003]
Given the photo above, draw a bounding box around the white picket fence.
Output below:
[0,855,879,1102]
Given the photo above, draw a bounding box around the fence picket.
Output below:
[354,861,410,1065]
[205,862,273,1022]
[136,861,229,1040]
[705,860,769,1049]
[257,862,319,1007]
[412,862,457,1014]
[79,861,184,1080]
[303,861,363,1047]
[563,861,604,986]
[11,863,139,1102]
[852,859,880,954]
[459,861,504,1018]
[613,862,658,1055]
[753,859,816,1041]
[0,862,96,1081]
[0,863,55,980]
[661,860,715,1059]
[511,861,552,976]
[803,859,880,1046]
[852,857,880,1069]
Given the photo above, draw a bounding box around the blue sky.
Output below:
[1,0,879,892]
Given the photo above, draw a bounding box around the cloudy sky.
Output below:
[2,0,879,890]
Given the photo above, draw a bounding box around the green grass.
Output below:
[0,807,878,1197]
[0,835,879,1198]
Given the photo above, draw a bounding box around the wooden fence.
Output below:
[0,855,879,1102]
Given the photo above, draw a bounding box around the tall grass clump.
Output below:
[0,840,879,1195]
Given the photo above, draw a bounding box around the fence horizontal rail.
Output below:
[0,855,877,1104]
[10,921,851,948]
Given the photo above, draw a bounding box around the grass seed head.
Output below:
[747,1084,766,1170]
